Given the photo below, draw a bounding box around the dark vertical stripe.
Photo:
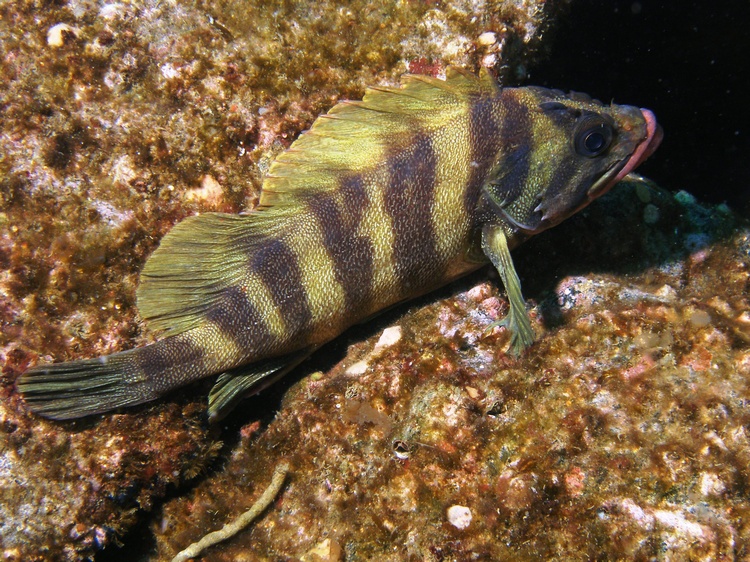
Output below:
[384,133,440,293]
[306,176,374,315]
[537,157,581,222]
[466,96,502,216]
[250,238,312,337]
[205,285,277,356]
[136,337,207,393]
[467,91,533,221]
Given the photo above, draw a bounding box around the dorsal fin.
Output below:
[259,67,500,209]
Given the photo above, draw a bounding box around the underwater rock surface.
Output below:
[0,0,564,560]
[152,179,750,561]
[3,0,748,560]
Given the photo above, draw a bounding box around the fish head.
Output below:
[483,86,663,235]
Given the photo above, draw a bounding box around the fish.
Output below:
[16,67,662,422]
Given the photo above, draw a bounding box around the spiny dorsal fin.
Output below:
[259,66,500,209]
[136,209,293,335]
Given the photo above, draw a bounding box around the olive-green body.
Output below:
[17,68,660,420]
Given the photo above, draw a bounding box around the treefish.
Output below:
[17,68,662,421]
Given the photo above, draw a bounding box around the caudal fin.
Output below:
[16,349,157,420]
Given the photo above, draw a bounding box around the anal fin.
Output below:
[207,349,313,422]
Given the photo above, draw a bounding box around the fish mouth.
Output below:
[588,108,664,199]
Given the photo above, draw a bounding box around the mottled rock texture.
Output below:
[0,0,564,559]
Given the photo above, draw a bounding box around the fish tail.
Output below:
[16,348,159,420]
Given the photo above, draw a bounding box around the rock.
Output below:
[153,180,749,560]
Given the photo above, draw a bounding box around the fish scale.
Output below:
[17,67,662,421]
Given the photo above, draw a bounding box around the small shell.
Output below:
[392,439,414,460]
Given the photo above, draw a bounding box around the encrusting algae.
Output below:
[17,68,662,422]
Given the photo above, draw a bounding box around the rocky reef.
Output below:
[3,1,748,561]
[0,0,566,560]
[152,179,749,561]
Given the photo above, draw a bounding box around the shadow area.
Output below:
[510,178,740,331]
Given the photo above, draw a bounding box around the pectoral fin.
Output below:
[207,350,312,422]
[481,224,535,355]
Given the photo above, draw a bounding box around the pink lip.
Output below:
[612,108,664,184]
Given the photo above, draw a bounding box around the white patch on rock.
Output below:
[699,472,725,497]
[653,509,706,539]
[186,174,223,204]
[447,505,472,529]
[345,360,369,376]
[160,62,181,80]
[374,326,402,352]
[477,31,497,46]
[47,24,76,47]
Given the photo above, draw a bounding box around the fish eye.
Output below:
[574,114,614,157]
